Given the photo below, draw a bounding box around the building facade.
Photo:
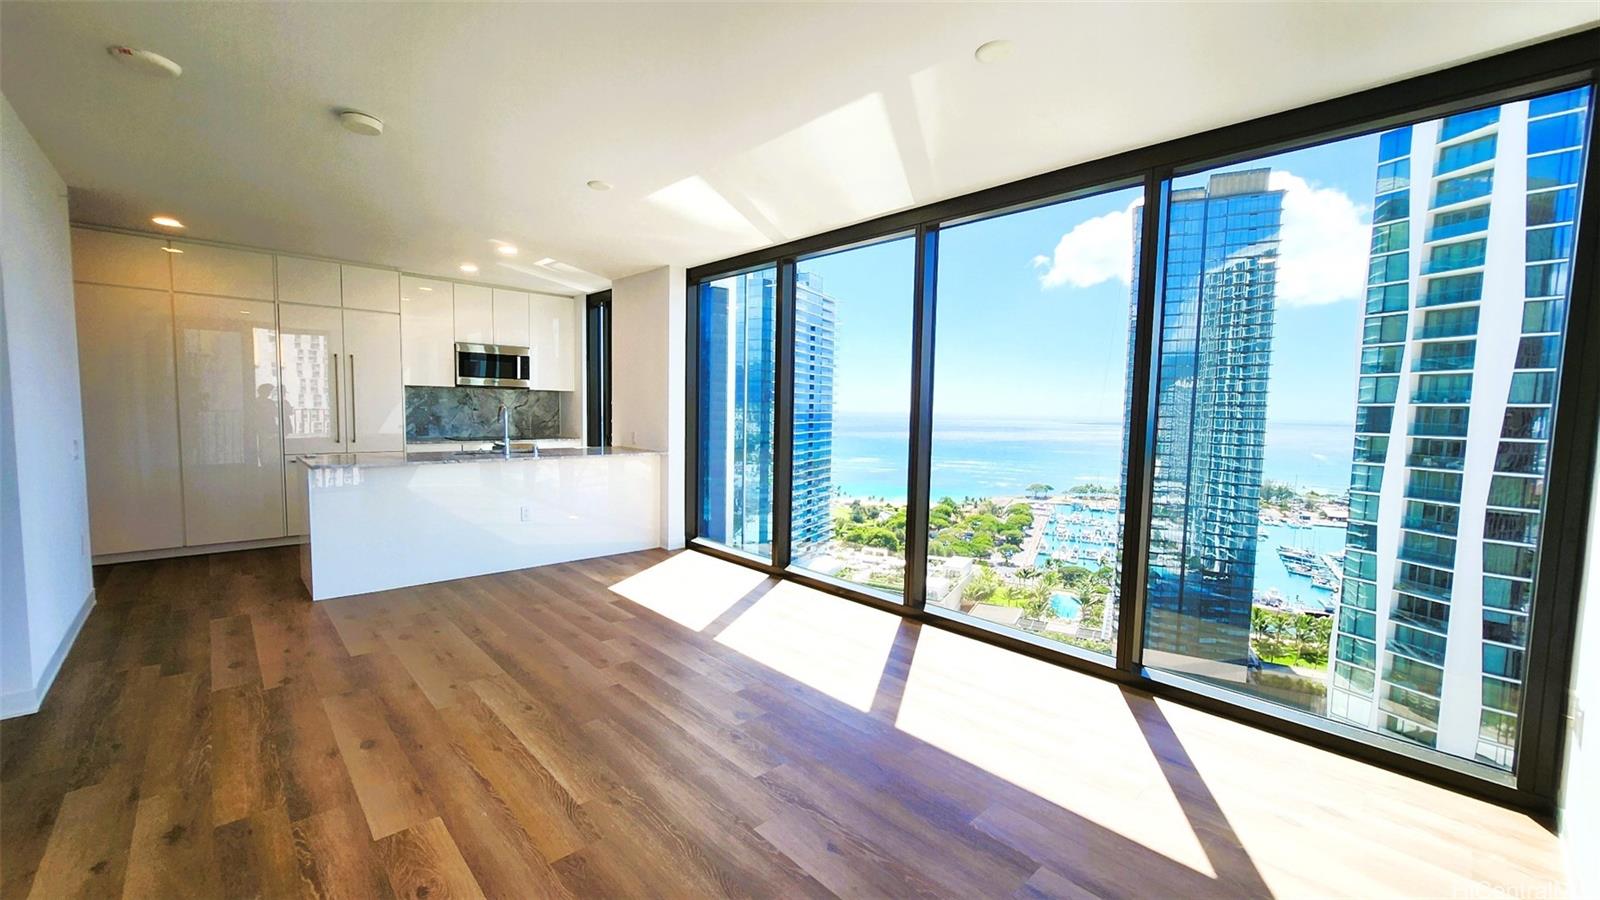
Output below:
[1328,88,1589,768]
[792,271,837,551]
[697,270,777,553]
[1138,169,1285,679]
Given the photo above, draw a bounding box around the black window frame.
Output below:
[585,290,612,447]
[681,29,1600,815]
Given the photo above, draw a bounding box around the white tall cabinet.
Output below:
[400,276,454,387]
[173,292,285,544]
[73,281,185,554]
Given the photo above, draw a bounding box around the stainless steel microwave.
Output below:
[456,342,532,388]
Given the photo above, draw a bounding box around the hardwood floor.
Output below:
[0,547,1568,899]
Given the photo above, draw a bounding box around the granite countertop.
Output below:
[297,446,661,471]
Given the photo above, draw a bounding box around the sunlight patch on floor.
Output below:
[606,551,769,631]
[893,627,1215,877]
[714,580,900,712]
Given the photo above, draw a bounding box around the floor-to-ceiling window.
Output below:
[1143,86,1591,771]
[789,237,915,598]
[925,185,1143,658]
[696,266,778,558]
[684,45,1598,799]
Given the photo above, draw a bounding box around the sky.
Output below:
[804,131,1384,427]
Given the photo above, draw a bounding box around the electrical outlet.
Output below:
[519,505,531,523]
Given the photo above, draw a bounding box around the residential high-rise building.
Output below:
[697,268,836,557]
[1327,88,1589,769]
[698,271,777,552]
[1137,169,1286,680]
[792,272,837,552]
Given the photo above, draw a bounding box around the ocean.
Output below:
[830,412,1356,500]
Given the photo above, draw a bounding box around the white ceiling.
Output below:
[2,3,1595,293]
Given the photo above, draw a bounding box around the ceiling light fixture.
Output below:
[586,180,612,192]
[337,110,384,136]
[151,215,185,228]
[459,263,479,274]
[974,39,1015,64]
[495,244,518,257]
[107,46,183,78]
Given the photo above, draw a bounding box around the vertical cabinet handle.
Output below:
[331,352,341,443]
[349,354,357,445]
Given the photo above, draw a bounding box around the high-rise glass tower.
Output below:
[697,270,777,552]
[792,272,837,551]
[1139,169,1286,679]
[1328,88,1589,768]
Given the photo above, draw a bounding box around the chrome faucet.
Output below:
[499,404,511,459]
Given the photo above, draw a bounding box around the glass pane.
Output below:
[696,268,776,557]
[1142,86,1592,772]
[926,184,1143,659]
[789,238,914,597]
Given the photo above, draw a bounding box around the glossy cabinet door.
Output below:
[171,242,275,300]
[492,289,531,347]
[528,294,578,390]
[453,283,493,344]
[278,302,347,454]
[400,276,454,386]
[70,228,171,288]
[277,256,341,307]
[74,284,185,554]
[341,265,400,313]
[343,309,404,451]
[173,293,286,545]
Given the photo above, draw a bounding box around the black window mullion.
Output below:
[684,277,701,544]
[772,259,797,569]
[1116,171,1170,674]
[903,225,939,609]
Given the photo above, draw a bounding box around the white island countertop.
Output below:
[295,445,663,601]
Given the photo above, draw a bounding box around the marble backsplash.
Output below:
[404,386,563,442]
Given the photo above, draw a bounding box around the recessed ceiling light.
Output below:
[161,246,183,254]
[974,39,1014,63]
[337,110,384,136]
[107,46,182,78]
[586,180,612,192]
[459,263,479,274]
[151,215,184,228]
[494,243,518,257]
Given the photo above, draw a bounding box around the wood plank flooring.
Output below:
[0,546,1570,899]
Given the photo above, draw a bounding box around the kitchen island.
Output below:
[295,446,661,601]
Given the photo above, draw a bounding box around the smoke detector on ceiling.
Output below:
[337,110,384,136]
[107,46,182,78]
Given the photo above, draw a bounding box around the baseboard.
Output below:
[94,535,305,565]
[0,586,95,719]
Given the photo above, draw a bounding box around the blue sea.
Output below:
[829,412,1356,501]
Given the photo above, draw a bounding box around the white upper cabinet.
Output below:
[454,283,493,344]
[171,242,275,300]
[341,265,400,313]
[278,302,347,455]
[401,276,455,387]
[528,294,578,391]
[71,228,171,288]
[172,292,286,545]
[492,289,532,347]
[342,308,404,452]
[277,256,341,307]
[74,283,185,555]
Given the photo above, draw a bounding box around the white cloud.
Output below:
[1032,203,1137,289]
[1268,170,1370,308]
[1032,171,1370,308]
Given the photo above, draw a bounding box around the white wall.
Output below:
[0,94,94,718]
[610,265,685,549]
[1560,420,1600,898]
